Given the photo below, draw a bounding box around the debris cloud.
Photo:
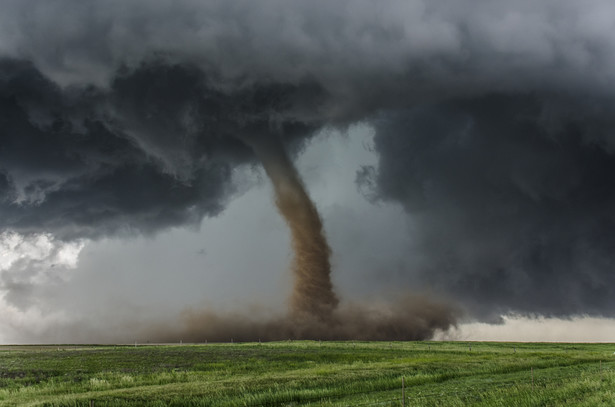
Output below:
[171,295,457,342]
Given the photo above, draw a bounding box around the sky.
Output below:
[2,0,615,342]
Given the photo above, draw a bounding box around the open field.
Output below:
[0,341,613,406]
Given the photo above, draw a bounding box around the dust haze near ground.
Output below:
[169,296,457,342]
[25,295,457,343]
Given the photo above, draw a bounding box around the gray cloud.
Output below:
[1,0,615,321]
[0,58,322,239]
[2,1,615,98]
[361,94,615,318]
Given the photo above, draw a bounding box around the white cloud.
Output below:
[0,232,83,272]
[0,232,85,312]
[440,315,615,342]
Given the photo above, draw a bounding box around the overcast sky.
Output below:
[2,0,615,342]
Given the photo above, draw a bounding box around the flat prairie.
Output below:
[0,341,613,406]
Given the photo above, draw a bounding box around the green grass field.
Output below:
[0,341,613,406]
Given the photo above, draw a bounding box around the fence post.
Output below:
[402,376,405,407]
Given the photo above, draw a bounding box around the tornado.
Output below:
[247,132,339,321]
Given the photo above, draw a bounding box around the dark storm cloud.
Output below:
[361,94,615,318]
[0,58,323,239]
[1,0,615,319]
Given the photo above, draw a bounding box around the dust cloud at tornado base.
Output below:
[161,296,457,342]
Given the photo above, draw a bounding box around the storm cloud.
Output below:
[361,94,615,319]
[0,58,322,239]
[2,0,615,330]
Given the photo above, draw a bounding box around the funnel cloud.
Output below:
[248,133,338,320]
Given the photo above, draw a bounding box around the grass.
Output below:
[0,341,613,406]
